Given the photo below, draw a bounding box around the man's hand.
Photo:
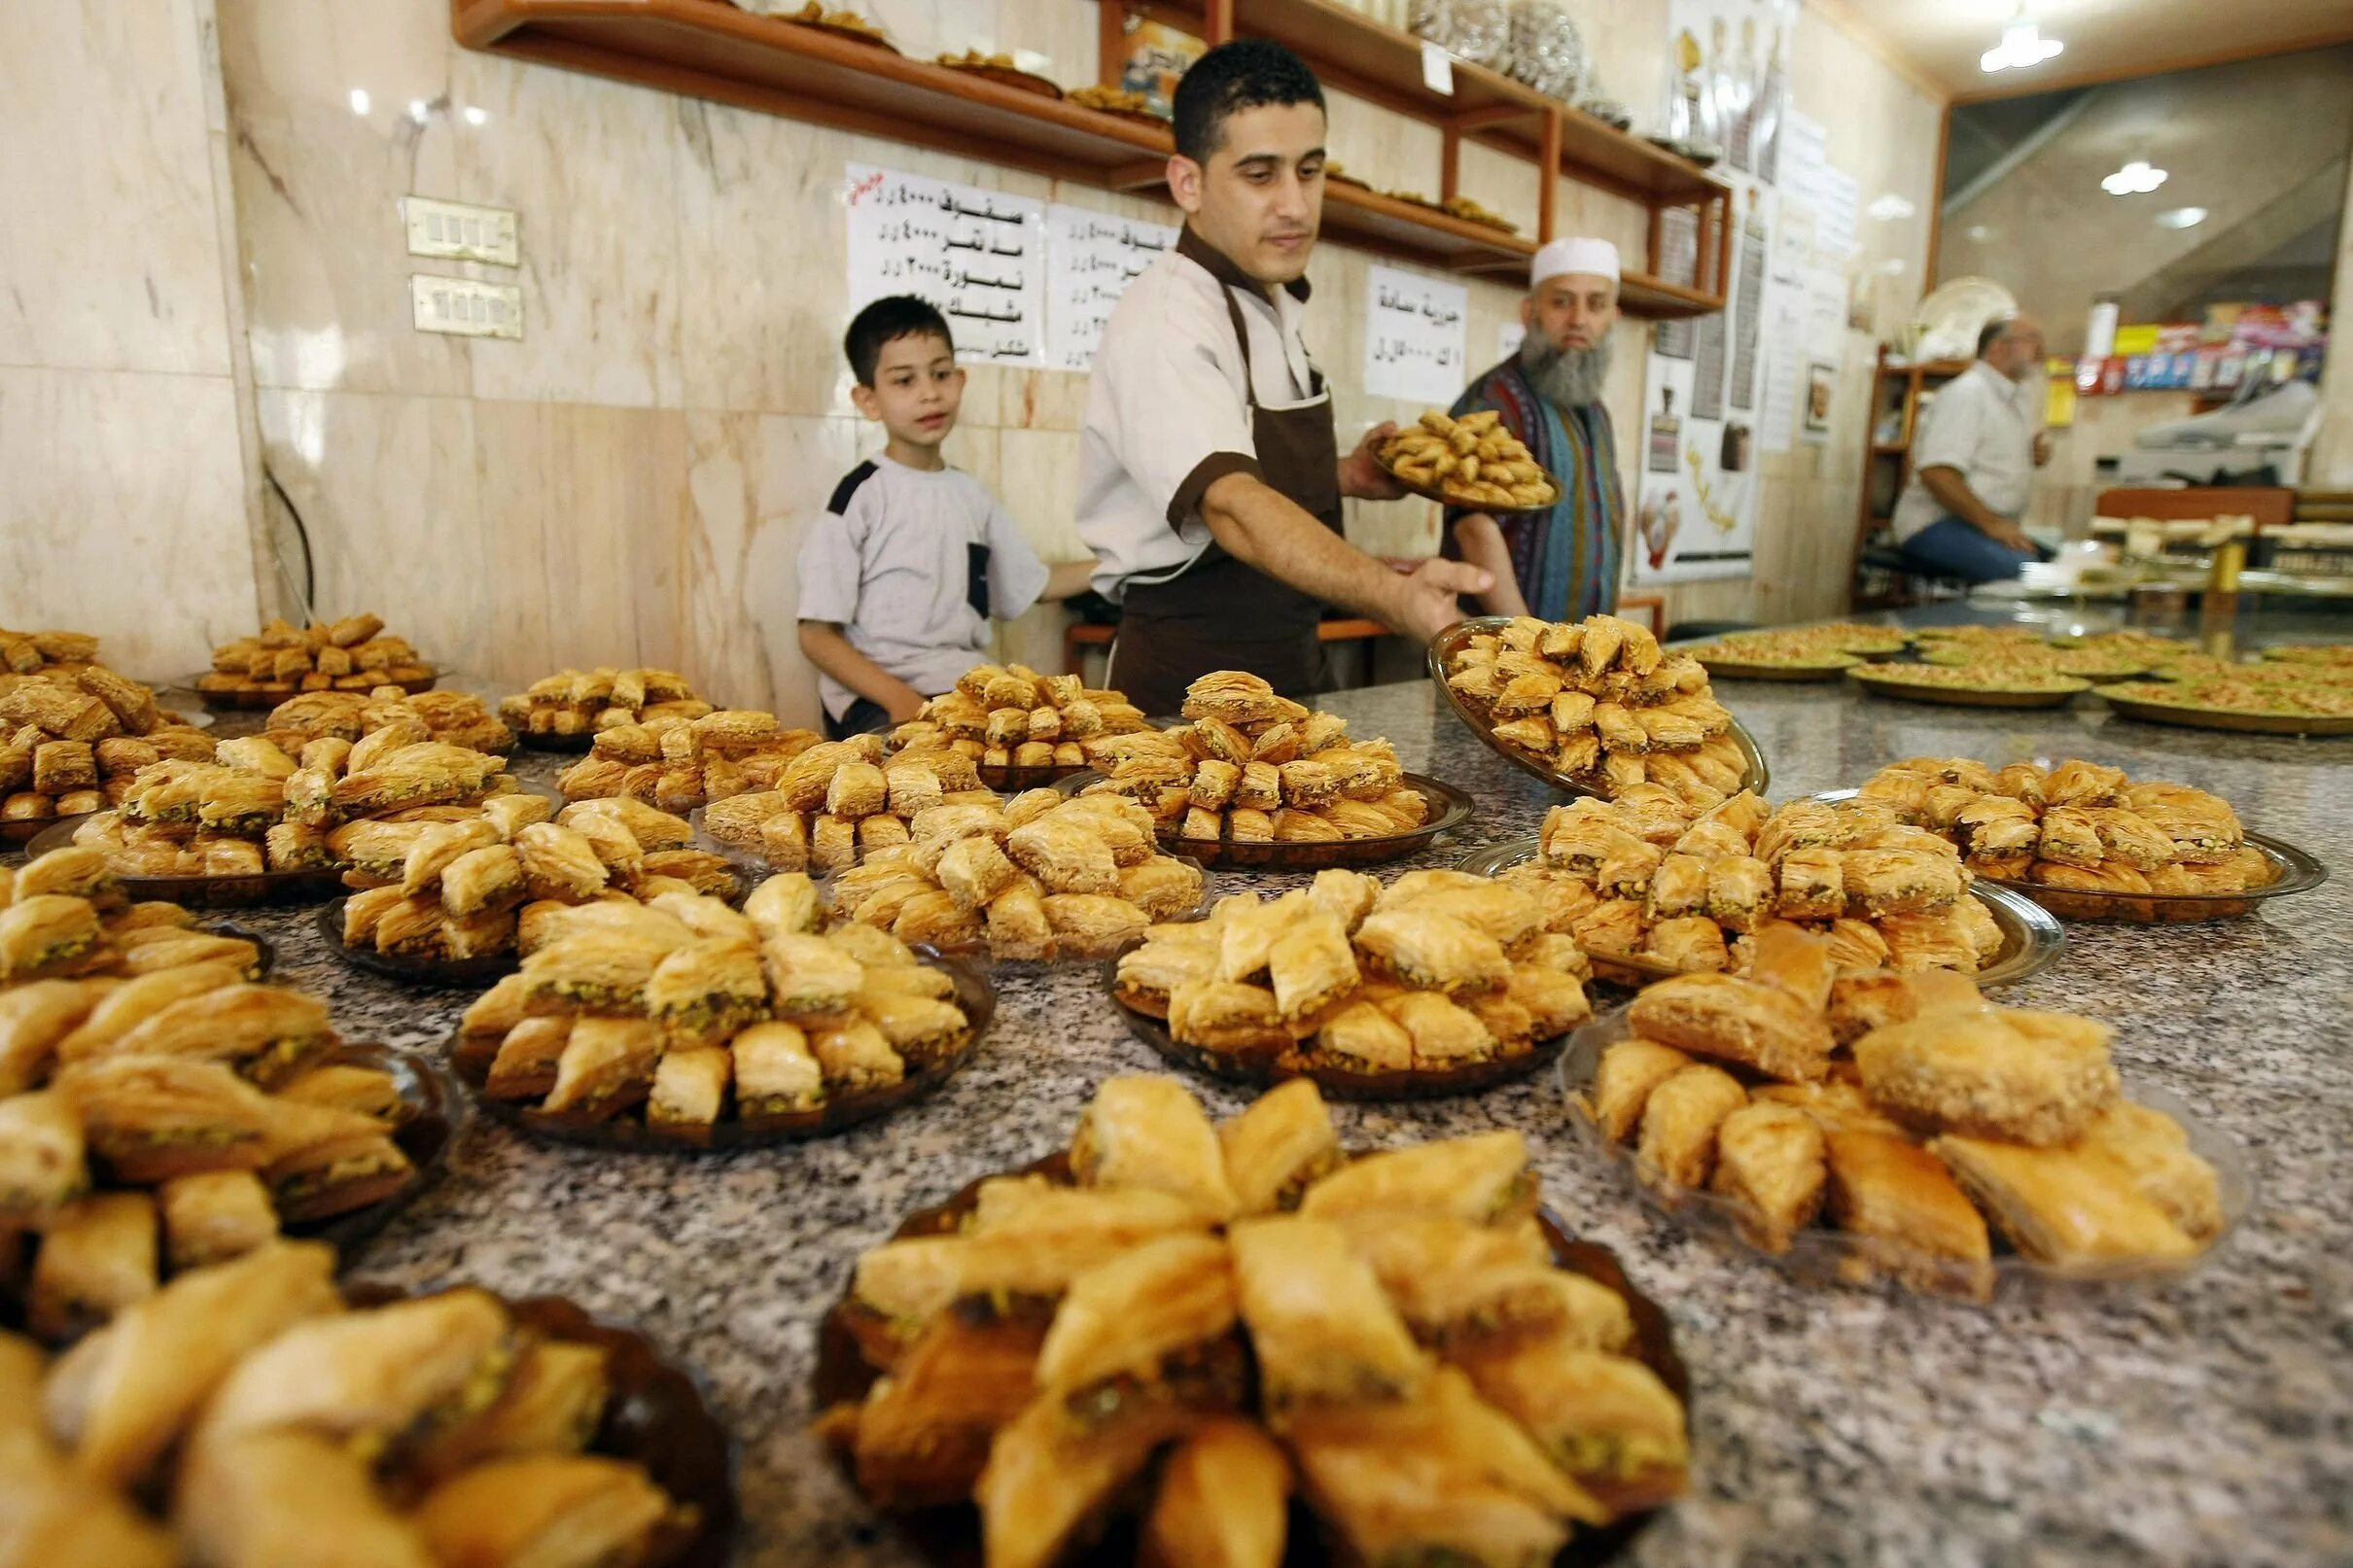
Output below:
[1382,557,1493,644]
[1340,420,1409,501]
[1983,519,2034,554]
[883,681,930,725]
[2032,431,2054,468]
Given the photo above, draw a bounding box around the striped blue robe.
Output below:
[1443,356,1625,620]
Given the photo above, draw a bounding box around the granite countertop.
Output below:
[35,630,2353,1567]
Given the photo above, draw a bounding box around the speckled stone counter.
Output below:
[45,626,2353,1568]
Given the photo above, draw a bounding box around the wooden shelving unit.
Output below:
[453,0,1732,315]
[1850,350,1973,609]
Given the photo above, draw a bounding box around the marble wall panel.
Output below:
[0,367,259,678]
[0,0,231,377]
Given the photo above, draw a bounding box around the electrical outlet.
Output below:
[404,195,520,265]
[409,275,523,339]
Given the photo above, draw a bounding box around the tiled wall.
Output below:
[9,0,1948,710]
[0,0,262,679]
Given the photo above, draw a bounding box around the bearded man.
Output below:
[1444,237,1627,620]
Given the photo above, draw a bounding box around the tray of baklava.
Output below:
[813,1074,1690,1567]
[448,871,992,1149]
[1107,867,1593,1099]
[3,1244,735,1568]
[1563,928,2250,1302]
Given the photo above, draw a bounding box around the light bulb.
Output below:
[1982,22,2064,73]
[2100,160,2168,195]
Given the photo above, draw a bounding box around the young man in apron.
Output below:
[1074,39,1491,717]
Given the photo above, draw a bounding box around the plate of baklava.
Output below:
[888,665,1154,790]
[1,1245,735,1568]
[0,661,218,843]
[813,1075,1690,1567]
[1844,662,2091,708]
[820,790,1212,964]
[1822,758,2327,923]
[1433,614,1767,807]
[322,794,748,985]
[692,732,1003,876]
[1679,622,1910,680]
[1059,670,1473,867]
[1,848,277,988]
[1,976,451,1339]
[499,665,718,751]
[554,707,827,813]
[187,612,438,708]
[448,871,992,1147]
[1564,935,2249,1302]
[1453,789,2064,988]
[1108,868,1593,1099]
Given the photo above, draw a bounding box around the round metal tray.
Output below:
[1808,788,2328,923]
[27,815,345,908]
[1428,617,1770,800]
[1454,836,2063,989]
[1687,651,1858,681]
[2098,685,2353,738]
[1844,666,2089,708]
[449,951,993,1151]
[811,1150,1689,1566]
[1560,1007,2253,1303]
[1054,769,1474,869]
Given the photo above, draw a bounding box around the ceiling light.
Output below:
[463,105,489,126]
[2101,159,2168,195]
[1966,225,1993,242]
[1865,193,1915,221]
[407,98,430,123]
[348,87,370,115]
[1981,21,2063,73]
[2156,206,2206,228]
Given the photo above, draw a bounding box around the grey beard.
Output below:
[1519,332,1611,408]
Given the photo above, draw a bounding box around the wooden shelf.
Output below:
[1123,0,1725,204]
[1618,271,1722,322]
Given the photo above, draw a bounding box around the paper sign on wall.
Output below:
[1363,263,1469,405]
[1043,205,1176,371]
[845,163,1046,366]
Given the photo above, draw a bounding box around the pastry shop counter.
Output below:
[24,660,2350,1568]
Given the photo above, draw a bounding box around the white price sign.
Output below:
[845,163,1046,366]
[1362,263,1469,405]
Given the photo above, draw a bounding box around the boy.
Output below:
[797,296,1094,737]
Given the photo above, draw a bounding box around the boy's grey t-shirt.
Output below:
[796,454,1050,720]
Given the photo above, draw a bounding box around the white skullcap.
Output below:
[1530,237,1621,289]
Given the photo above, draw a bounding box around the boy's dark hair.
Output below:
[1173,39,1324,163]
[845,296,955,386]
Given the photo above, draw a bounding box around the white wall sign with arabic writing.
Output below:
[845,162,1046,366]
[1042,204,1176,372]
[1362,263,1469,405]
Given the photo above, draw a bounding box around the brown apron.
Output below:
[1110,285,1343,717]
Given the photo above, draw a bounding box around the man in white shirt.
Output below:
[1891,313,2054,582]
[1075,39,1489,715]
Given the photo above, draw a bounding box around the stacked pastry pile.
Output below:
[888,663,1150,775]
[0,665,213,827]
[822,1075,1687,1565]
[340,795,739,964]
[456,871,975,1132]
[2,1245,694,1565]
[1080,670,1429,848]
[698,735,1001,875]
[1851,756,2270,900]
[0,625,103,677]
[1522,786,2003,976]
[1,847,263,985]
[1,958,419,1336]
[194,612,436,702]
[263,685,513,755]
[1443,613,1748,805]
[1379,409,1559,509]
[1114,868,1592,1078]
[555,706,824,812]
[497,665,711,744]
[823,790,1206,960]
[1578,928,2226,1296]
[71,730,517,884]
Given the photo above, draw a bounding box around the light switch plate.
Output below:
[409,275,523,339]
[404,195,520,265]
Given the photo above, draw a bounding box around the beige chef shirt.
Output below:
[1076,229,1326,601]
[1892,359,2042,542]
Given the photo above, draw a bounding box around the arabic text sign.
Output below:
[1043,204,1176,372]
[845,163,1046,366]
[1362,263,1469,405]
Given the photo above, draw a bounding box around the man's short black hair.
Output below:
[1173,39,1324,163]
[845,295,954,386]
[1976,317,2015,358]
